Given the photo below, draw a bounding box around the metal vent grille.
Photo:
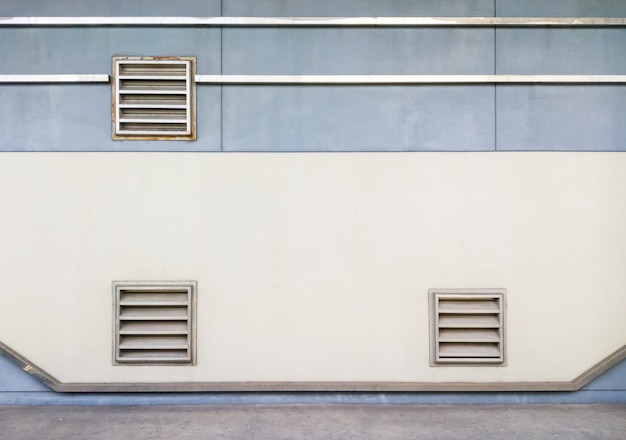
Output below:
[112,57,195,140]
[113,281,197,365]
[430,289,505,365]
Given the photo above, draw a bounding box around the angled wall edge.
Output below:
[1,340,624,393]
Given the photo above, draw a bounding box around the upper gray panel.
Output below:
[497,29,626,75]
[0,85,221,151]
[0,0,220,16]
[224,29,493,75]
[223,86,494,151]
[224,0,494,17]
[0,28,220,75]
[496,86,626,151]
[496,0,626,17]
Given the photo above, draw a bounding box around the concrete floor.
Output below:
[0,404,625,440]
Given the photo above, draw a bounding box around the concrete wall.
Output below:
[1,0,625,402]
[0,153,625,385]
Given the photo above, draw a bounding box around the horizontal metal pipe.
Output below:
[1,16,626,27]
[0,74,110,83]
[2,74,626,85]
[196,74,626,85]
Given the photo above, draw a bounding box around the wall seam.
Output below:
[218,0,224,152]
[494,0,498,151]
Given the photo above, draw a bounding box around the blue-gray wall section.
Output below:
[223,29,493,75]
[497,29,626,75]
[0,28,221,75]
[497,86,626,151]
[495,28,626,151]
[0,0,221,16]
[223,0,493,17]
[497,0,626,17]
[0,27,222,151]
[223,86,494,151]
[1,354,625,405]
[0,356,49,393]
[1,1,626,151]
[0,85,222,152]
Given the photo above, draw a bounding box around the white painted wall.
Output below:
[0,152,624,384]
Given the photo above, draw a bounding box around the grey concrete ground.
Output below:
[0,404,625,440]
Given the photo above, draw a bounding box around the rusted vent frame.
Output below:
[429,288,505,366]
[113,281,197,365]
[112,56,196,140]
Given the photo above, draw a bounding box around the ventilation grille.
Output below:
[430,289,505,365]
[113,57,195,140]
[113,281,196,365]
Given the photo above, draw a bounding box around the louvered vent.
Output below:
[112,57,196,140]
[113,281,197,365]
[430,289,505,365]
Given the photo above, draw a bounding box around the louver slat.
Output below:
[120,321,189,334]
[430,289,505,365]
[114,282,196,365]
[113,57,195,139]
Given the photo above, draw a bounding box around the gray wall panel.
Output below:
[224,0,493,17]
[496,86,626,151]
[0,28,221,75]
[583,358,626,391]
[0,85,221,151]
[497,29,626,75]
[497,0,626,17]
[0,0,220,16]
[223,86,494,151]
[224,28,493,75]
[0,356,49,392]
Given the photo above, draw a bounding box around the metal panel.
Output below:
[224,0,493,17]
[496,86,626,151]
[497,29,626,75]
[497,0,626,18]
[223,28,493,75]
[0,0,221,16]
[0,85,221,151]
[222,86,494,151]
[0,28,220,74]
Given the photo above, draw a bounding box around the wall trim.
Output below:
[1,340,624,393]
[2,74,626,85]
[1,16,625,27]
[0,74,109,83]
[195,74,626,85]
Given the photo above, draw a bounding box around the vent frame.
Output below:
[429,288,506,366]
[113,281,197,366]
[112,56,196,140]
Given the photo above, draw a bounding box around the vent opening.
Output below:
[112,57,196,140]
[113,281,197,365]
[430,289,505,366]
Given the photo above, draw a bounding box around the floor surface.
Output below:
[1,404,625,439]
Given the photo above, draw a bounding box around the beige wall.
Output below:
[0,152,624,384]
